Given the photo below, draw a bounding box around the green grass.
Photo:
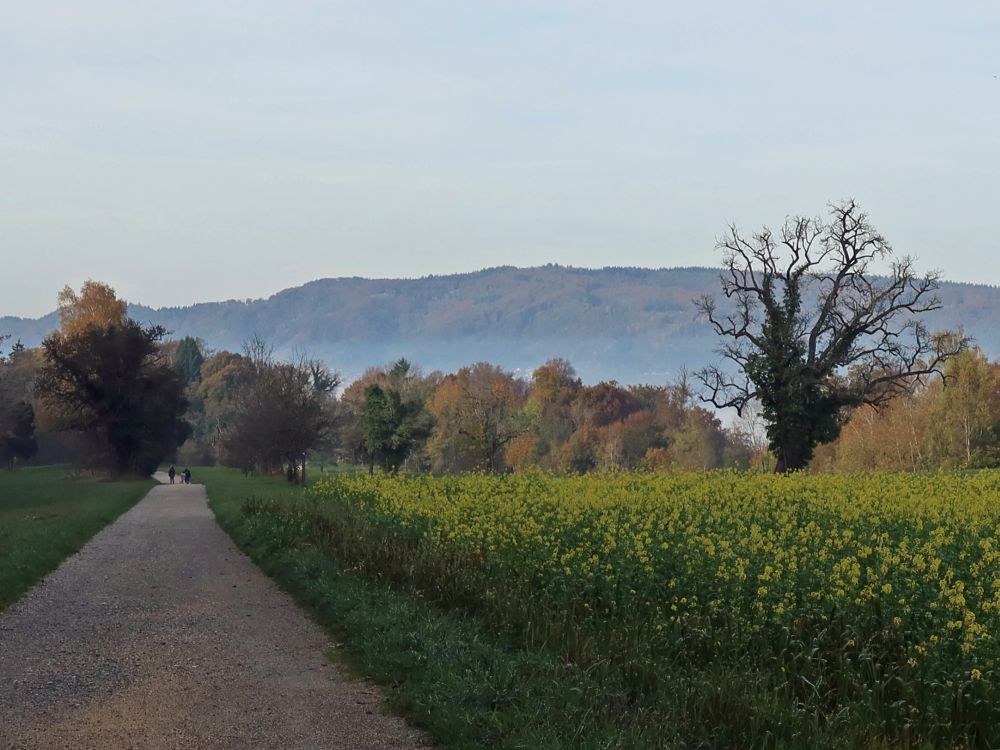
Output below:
[202,466,701,750]
[0,465,153,610]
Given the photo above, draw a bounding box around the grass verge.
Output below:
[0,465,153,611]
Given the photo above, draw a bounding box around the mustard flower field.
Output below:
[244,471,1000,747]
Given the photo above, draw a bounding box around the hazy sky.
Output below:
[2,1,998,317]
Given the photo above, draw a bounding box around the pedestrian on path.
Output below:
[183,468,191,484]
[168,466,176,484]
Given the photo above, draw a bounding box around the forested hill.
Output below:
[4,266,1000,383]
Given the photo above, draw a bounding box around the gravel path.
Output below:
[0,475,428,749]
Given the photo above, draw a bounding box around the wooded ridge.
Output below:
[3,266,997,383]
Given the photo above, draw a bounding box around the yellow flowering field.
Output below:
[253,471,1000,745]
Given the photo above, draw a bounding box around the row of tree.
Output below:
[181,200,975,477]
[177,345,1000,478]
[8,298,997,478]
[175,346,754,476]
[813,348,1000,471]
[0,202,975,477]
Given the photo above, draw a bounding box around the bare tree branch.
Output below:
[695,200,966,472]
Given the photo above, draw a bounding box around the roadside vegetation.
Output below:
[202,467,658,749]
[206,466,1000,748]
[0,466,152,610]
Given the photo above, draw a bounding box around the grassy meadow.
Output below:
[205,467,1000,749]
[0,466,153,610]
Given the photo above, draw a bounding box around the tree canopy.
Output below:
[697,200,964,472]
[36,284,189,476]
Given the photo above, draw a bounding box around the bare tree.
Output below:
[696,200,965,472]
[222,339,339,484]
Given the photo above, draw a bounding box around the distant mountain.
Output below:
[3,266,999,384]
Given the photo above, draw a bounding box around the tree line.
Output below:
[173,346,752,476]
[0,279,756,477]
[813,347,1000,471]
[0,201,977,477]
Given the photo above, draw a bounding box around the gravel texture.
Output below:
[0,475,428,749]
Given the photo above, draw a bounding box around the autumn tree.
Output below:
[816,350,1000,472]
[56,280,127,336]
[428,362,527,472]
[180,350,254,464]
[37,283,189,475]
[817,386,932,472]
[572,381,640,429]
[696,200,964,472]
[220,341,340,483]
[524,358,582,466]
[924,348,1000,468]
[554,427,601,473]
[338,359,436,471]
[600,411,668,469]
[666,409,728,471]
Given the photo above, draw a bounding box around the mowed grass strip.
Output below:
[0,466,153,610]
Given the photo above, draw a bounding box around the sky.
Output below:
[1,1,998,317]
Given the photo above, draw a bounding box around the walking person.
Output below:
[168,466,176,484]
[183,468,191,485]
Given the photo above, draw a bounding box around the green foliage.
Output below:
[745,278,840,471]
[0,400,37,468]
[218,348,338,481]
[0,466,152,610]
[699,203,962,472]
[360,384,409,472]
[357,361,435,474]
[37,320,189,476]
[173,336,205,386]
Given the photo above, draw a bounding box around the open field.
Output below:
[0,466,153,610]
[209,468,1000,749]
[203,467,640,749]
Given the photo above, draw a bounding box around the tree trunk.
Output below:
[775,443,810,474]
[774,451,787,474]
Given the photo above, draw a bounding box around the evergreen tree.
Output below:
[174,336,205,386]
[361,384,409,473]
[1,400,37,469]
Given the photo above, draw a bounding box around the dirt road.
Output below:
[0,476,427,749]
